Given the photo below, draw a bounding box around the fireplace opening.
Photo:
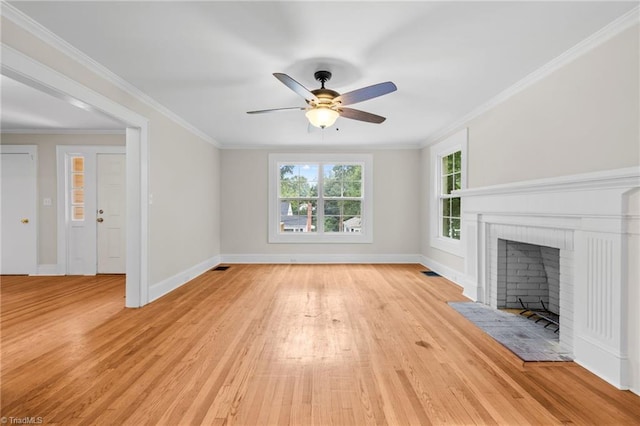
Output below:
[497,239,560,325]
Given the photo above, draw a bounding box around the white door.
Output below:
[1,146,37,275]
[97,153,126,273]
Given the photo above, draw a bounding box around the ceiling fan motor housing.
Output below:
[308,70,338,107]
[314,70,332,85]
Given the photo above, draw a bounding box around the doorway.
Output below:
[3,48,148,306]
[58,146,126,275]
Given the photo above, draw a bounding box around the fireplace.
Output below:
[486,226,574,353]
[455,167,639,392]
[497,240,560,312]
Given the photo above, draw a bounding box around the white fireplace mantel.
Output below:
[456,167,640,392]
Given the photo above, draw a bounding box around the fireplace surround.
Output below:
[455,167,639,392]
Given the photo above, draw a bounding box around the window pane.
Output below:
[343,200,361,216]
[344,165,362,180]
[298,180,312,197]
[323,164,337,179]
[452,219,461,240]
[72,156,84,172]
[454,173,461,191]
[343,181,362,197]
[72,173,84,189]
[323,166,342,197]
[442,154,453,174]
[324,200,361,233]
[343,216,361,233]
[299,164,318,182]
[451,197,460,217]
[280,165,295,178]
[445,175,454,194]
[72,206,84,221]
[280,199,316,233]
[324,216,340,232]
[454,151,461,171]
[280,164,319,198]
[280,178,296,197]
[72,189,84,205]
[324,164,362,198]
[443,218,451,238]
[442,198,451,217]
[324,200,362,216]
[324,200,340,216]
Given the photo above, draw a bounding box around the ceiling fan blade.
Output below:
[247,107,306,114]
[273,73,319,102]
[334,81,397,106]
[338,107,386,124]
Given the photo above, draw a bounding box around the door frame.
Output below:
[1,45,149,307]
[0,144,38,275]
[56,145,126,276]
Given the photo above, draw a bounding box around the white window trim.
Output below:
[269,153,373,243]
[430,128,467,256]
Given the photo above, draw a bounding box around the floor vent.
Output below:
[421,270,440,277]
[212,265,230,271]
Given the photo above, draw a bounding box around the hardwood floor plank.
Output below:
[2,264,639,425]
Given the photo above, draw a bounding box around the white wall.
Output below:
[221,149,421,261]
[148,120,220,283]
[467,24,639,188]
[422,23,640,275]
[1,133,125,266]
[1,17,221,287]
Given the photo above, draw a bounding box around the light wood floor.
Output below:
[2,264,639,425]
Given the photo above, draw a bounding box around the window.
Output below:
[430,129,467,255]
[441,151,461,240]
[70,155,85,221]
[269,154,373,243]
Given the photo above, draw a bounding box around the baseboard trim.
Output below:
[418,255,468,290]
[34,264,63,276]
[574,335,630,390]
[148,255,221,303]
[221,253,421,264]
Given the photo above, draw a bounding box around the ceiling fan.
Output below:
[247,71,397,129]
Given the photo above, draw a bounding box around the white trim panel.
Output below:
[148,255,222,303]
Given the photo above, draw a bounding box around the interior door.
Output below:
[1,147,37,275]
[97,153,126,273]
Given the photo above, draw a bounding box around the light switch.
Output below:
[43,197,52,206]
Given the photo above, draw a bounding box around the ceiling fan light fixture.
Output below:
[305,107,339,129]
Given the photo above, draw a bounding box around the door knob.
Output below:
[21,218,29,224]
[98,209,104,214]
[97,218,104,223]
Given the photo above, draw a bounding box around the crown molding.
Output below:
[1,2,220,148]
[421,6,640,148]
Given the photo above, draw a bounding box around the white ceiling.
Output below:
[1,74,125,132]
[5,1,637,147]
